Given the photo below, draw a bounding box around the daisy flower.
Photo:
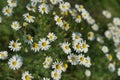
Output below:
[26,2,36,12]
[117,68,120,76]
[11,21,21,31]
[2,6,13,16]
[23,13,35,23]
[8,55,23,70]
[81,40,89,53]
[44,56,53,64]
[43,77,50,80]
[47,32,57,42]
[91,24,99,31]
[85,69,91,77]
[52,60,64,72]
[75,14,82,23]
[73,41,82,53]
[62,63,68,72]
[8,40,21,52]
[101,45,109,54]
[51,70,61,80]
[23,34,33,44]
[0,51,8,60]
[116,52,120,60]
[106,54,113,61]
[84,56,91,68]
[75,4,84,12]
[88,31,95,41]
[43,62,51,69]
[81,10,89,20]
[22,71,34,80]
[108,63,116,72]
[38,3,49,14]
[60,42,71,54]
[77,54,85,65]
[104,30,112,40]
[69,9,77,17]
[54,15,63,27]
[59,2,70,12]
[86,16,95,25]
[39,38,51,51]
[72,32,82,42]
[102,10,112,19]
[62,21,70,31]
[7,0,17,7]
[50,0,58,5]
[113,17,120,26]
[68,53,78,65]
[31,42,40,52]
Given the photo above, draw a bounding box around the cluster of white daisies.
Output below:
[0,0,120,80]
[101,10,120,76]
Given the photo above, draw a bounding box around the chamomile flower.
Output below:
[23,13,35,23]
[62,21,70,31]
[43,77,50,80]
[69,9,77,17]
[104,30,112,39]
[68,53,78,65]
[62,63,68,72]
[11,21,21,31]
[108,63,116,72]
[113,17,120,26]
[116,52,120,60]
[106,54,113,61]
[8,40,21,52]
[52,60,64,72]
[81,10,89,20]
[2,6,13,16]
[75,4,84,12]
[43,62,51,69]
[84,56,91,68]
[44,56,53,64]
[117,68,120,76]
[47,32,57,42]
[81,40,89,53]
[7,0,17,7]
[75,14,82,23]
[96,36,104,44]
[8,55,23,70]
[0,51,8,60]
[101,46,109,53]
[60,42,71,54]
[39,38,51,51]
[31,42,40,52]
[59,2,70,12]
[85,69,91,77]
[50,0,58,5]
[23,34,33,44]
[91,24,99,31]
[77,54,85,65]
[72,32,82,42]
[73,41,82,53]
[51,70,61,80]
[26,2,36,12]
[54,15,63,27]
[102,10,112,19]
[88,31,95,41]
[38,3,49,14]
[22,71,33,80]
[87,17,95,25]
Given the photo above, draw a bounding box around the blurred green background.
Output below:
[0,0,120,80]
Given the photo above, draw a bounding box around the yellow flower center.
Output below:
[13,23,18,28]
[27,35,32,40]
[71,57,75,61]
[62,5,66,9]
[64,23,69,28]
[57,18,61,23]
[11,0,15,4]
[13,43,18,48]
[27,15,32,19]
[56,64,61,70]
[54,72,59,77]
[13,61,17,66]
[80,57,84,61]
[6,8,11,14]
[65,45,70,50]
[42,7,46,12]
[76,44,80,49]
[82,44,87,49]
[49,35,53,39]
[64,64,68,69]
[33,43,39,48]
[1,53,5,58]
[75,35,79,39]
[108,54,112,61]
[85,59,89,64]
[25,75,31,80]
[88,33,93,38]
[79,5,83,9]
[77,15,81,19]
[42,42,47,47]
[46,59,50,62]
